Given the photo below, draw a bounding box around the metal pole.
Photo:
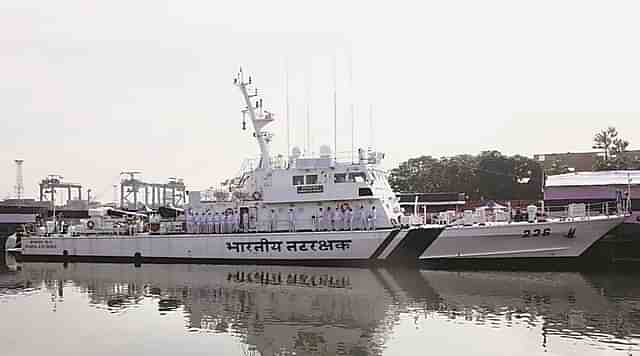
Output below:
[333,56,337,161]
[52,190,56,234]
[541,165,545,216]
[628,172,632,214]
[285,64,290,161]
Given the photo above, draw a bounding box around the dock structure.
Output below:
[119,171,186,210]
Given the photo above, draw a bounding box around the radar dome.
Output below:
[319,145,332,158]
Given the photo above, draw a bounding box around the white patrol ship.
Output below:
[420,202,626,268]
[16,70,444,265]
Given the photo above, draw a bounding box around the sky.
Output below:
[2,0,640,202]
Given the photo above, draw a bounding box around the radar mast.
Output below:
[234,69,274,170]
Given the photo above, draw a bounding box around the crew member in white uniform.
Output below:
[327,207,335,231]
[202,211,208,233]
[186,210,194,234]
[345,207,353,231]
[318,207,325,231]
[287,208,296,232]
[269,209,277,232]
[201,211,207,233]
[207,211,213,234]
[211,212,218,234]
[242,210,249,232]
[233,210,240,233]
[336,208,344,230]
[223,212,230,233]
[369,206,377,230]
[194,212,201,234]
[359,206,367,230]
[311,211,318,232]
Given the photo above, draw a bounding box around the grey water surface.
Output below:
[1,255,639,356]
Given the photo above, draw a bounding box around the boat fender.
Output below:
[252,191,262,200]
[87,220,96,230]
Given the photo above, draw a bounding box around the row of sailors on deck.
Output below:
[312,205,377,232]
[186,210,248,234]
[186,205,378,234]
[269,205,378,232]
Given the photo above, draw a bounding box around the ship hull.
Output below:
[420,216,625,268]
[17,226,443,266]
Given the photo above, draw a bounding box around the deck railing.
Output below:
[418,200,629,226]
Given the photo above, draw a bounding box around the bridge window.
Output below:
[292,176,304,186]
[305,175,318,184]
[359,188,373,196]
[334,173,347,183]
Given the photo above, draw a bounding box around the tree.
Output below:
[511,155,544,200]
[593,127,631,170]
[476,151,516,200]
[592,126,618,162]
[388,155,445,193]
[547,159,572,175]
[390,151,545,201]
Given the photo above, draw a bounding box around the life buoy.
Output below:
[252,191,262,200]
[87,220,95,230]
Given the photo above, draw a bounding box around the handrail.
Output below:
[236,150,385,176]
[415,200,628,226]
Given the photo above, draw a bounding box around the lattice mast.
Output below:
[234,69,275,170]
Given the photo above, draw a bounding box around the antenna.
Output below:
[348,52,354,163]
[333,56,337,161]
[14,159,24,200]
[369,104,374,151]
[285,62,290,161]
[351,103,355,163]
[304,68,312,157]
[306,103,311,157]
[112,184,118,208]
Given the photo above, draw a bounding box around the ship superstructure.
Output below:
[187,70,403,232]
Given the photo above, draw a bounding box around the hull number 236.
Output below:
[522,228,551,238]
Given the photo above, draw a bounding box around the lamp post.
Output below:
[541,168,545,216]
[628,173,632,214]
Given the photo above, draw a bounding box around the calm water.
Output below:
[1,255,639,356]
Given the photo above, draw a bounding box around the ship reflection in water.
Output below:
[1,256,639,356]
